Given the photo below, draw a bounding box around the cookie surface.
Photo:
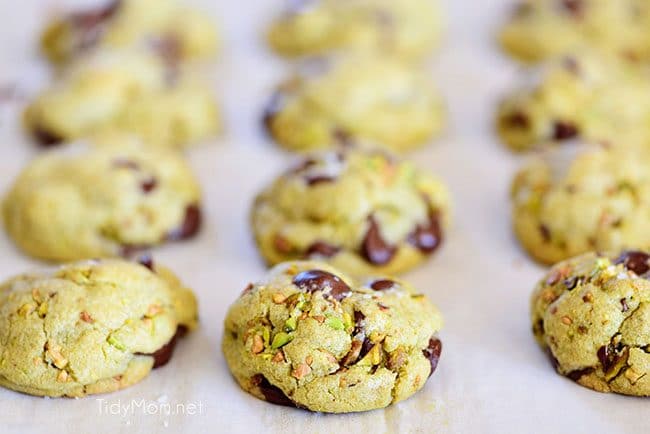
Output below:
[499,0,650,63]
[263,55,445,153]
[511,142,650,264]
[267,0,442,60]
[496,51,650,152]
[251,150,450,276]
[3,138,202,261]
[531,250,650,396]
[222,260,443,413]
[0,258,197,397]
[41,0,218,65]
[24,49,220,149]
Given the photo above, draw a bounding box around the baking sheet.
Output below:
[0,1,646,433]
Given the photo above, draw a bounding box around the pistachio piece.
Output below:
[284,316,298,331]
[342,312,353,331]
[325,316,345,331]
[271,332,294,349]
[107,335,126,351]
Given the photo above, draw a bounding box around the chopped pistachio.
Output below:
[107,335,126,351]
[37,302,48,318]
[284,316,298,332]
[260,354,273,361]
[342,312,353,331]
[272,293,287,304]
[56,370,68,383]
[17,303,35,317]
[325,316,345,331]
[271,332,294,349]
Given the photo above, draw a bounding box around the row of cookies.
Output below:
[0,0,217,399]
[497,1,650,395]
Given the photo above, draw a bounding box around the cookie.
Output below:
[222,260,443,413]
[263,55,445,153]
[531,250,650,396]
[0,258,197,398]
[41,0,218,65]
[24,49,221,149]
[3,138,202,261]
[499,0,650,63]
[251,150,450,276]
[511,141,650,264]
[267,0,442,60]
[496,52,650,152]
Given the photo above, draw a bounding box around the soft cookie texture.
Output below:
[41,0,218,65]
[267,0,443,60]
[531,250,650,396]
[24,49,220,149]
[499,0,650,64]
[223,261,443,413]
[263,55,445,153]
[496,51,650,152]
[251,150,450,276]
[0,258,197,397]
[511,141,650,264]
[3,138,202,261]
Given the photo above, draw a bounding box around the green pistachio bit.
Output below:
[261,327,271,345]
[107,335,126,351]
[271,332,294,349]
[325,316,345,331]
[342,312,353,331]
[285,317,298,332]
[260,354,273,360]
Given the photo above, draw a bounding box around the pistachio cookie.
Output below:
[267,0,442,60]
[41,0,218,65]
[531,250,650,396]
[499,0,650,64]
[223,261,443,413]
[3,139,201,261]
[0,258,197,397]
[496,51,650,152]
[251,150,450,276]
[511,141,650,264]
[263,55,445,153]
[24,49,220,149]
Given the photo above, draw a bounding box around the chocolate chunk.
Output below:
[361,216,396,265]
[141,177,158,193]
[112,159,140,170]
[407,211,443,254]
[70,0,122,52]
[505,111,530,129]
[120,244,150,258]
[567,367,594,382]
[167,205,202,241]
[563,276,582,290]
[137,254,154,271]
[252,374,296,408]
[150,35,181,67]
[292,269,351,301]
[552,121,579,141]
[341,340,363,366]
[33,126,64,147]
[613,250,650,276]
[305,241,340,258]
[422,337,442,378]
[138,326,185,369]
[359,338,374,361]
[561,0,584,17]
[547,349,560,371]
[597,343,628,374]
[620,298,629,312]
[352,310,365,336]
[305,174,336,185]
[370,279,396,291]
[539,224,551,242]
[262,91,285,132]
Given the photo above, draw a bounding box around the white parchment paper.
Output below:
[0,1,646,433]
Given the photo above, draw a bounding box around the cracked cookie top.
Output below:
[499,0,650,63]
[3,137,202,261]
[222,260,443,413]
[40,0,219,65]
[263,54,445,153]
[531,250,650,396]
[496,51,650,152]
[24,48,221,149]
[251,150,450,276]
[0,258,197,397]
[266,0,442,60]
[511,141,650,264]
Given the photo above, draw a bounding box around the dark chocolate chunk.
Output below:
[305,241,341,258]
[141,177,158,193]
[567,367,594,382]
[70,0,122,51]
[262,91,286,132]
[167,205,202,241]
[305,174,336,185]
[137,254,154,271]
[407,211,443,254]
[505,111,530,129]
[613,250,650,276]
[370,279,396,291]
[597,343,628,374]
[292,269,351,301]
[552,121,579,141]
[137,326,186,369]
[361,216,396,265]
[561,0,584,17]
[620,298,629,313]
[33,126,64,147]
[422,337,442,378]
[539,224,551,242]
[252,374,296,408]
